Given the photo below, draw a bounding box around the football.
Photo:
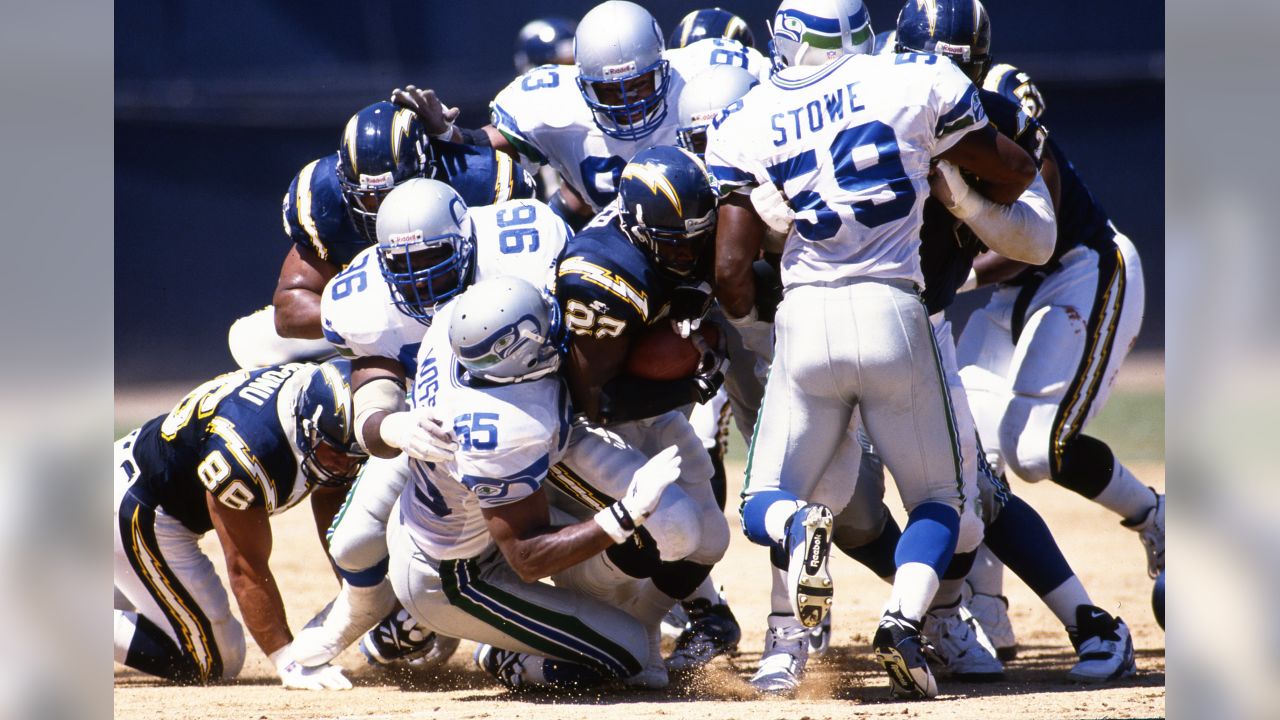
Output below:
[623,321,721,381]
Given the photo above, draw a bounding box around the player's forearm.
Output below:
[715,196,764,319]
[972,252,1031,287]
[499,521,615,583]
[955,174,1056,265]
[271,289,324,339]
[228,566,292,656]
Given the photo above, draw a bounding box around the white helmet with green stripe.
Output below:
[769,0,874,70]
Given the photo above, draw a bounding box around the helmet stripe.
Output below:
[620,164,682,216]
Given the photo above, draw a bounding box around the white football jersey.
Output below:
[490,39,767,212]
[399,301,574,560]
[320,198,569,371]
[704,51,987,288]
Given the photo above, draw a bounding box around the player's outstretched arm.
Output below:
[714,192,765,321]
[351,357,457,461]
[482,447,682,582]
[206,494,291,659]
[273,245,338,339]
[936,124,1036,205]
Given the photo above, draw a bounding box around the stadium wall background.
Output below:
[116,0,1164,384]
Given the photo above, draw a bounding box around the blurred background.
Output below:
[115,0,1165,385]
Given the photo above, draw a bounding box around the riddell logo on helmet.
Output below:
[389,229,424,246]
[602,61,638,78]
[934,41,972,61]
[360,172,395,190]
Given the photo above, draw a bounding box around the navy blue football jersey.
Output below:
[282,144,534,269]
[983,63,1111,270]
[555,211,680,341]
[918,89,1047,314]
[128,363,315,534]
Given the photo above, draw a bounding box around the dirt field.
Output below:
[114,363,1165,720]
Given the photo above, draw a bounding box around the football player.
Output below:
[226,100,534,370]
[288,178,569,668]
[395,1,768,232]
[553,145,739,673]
[897,0,1161,665]
[389,277,684,690]
[113,360,366,689]
[707,0,1042,699]
[668,7,757,50]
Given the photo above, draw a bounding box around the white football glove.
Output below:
[270,645,353,691]
[379,407,458,462]
[594,446,682,543]
[725,307,774,363]
[750,182,795,236]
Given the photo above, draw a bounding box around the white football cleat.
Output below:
[922,603,1003,680]
[750,614,810,696]
[786,503,834,628]
[964,583,1018,661]
[1122,489,1165,579]
[1067,605,1137,682]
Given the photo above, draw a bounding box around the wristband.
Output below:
[431,122,456,142]
[593,503,635,544]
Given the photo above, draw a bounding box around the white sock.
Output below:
[769,565,791,614]
[114,609,137,664]
[887,562,941,622]
[1093,464,1156,523]
[967,544,1005,596]
[764,498,805,545]
[931,578,966,612]
[1042,576,1093,629]
[624,581,680,627]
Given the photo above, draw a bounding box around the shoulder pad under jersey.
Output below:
[556,223,664,338]
[431,139,535,208]
[489,64,587,165]
[320,247,425,371]
[469,199,571,291]
[281,153,369,268]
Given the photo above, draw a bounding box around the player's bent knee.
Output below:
[644,487,702,562]
[740,490,798,549]
[328,520,390,574]
[690,510,730,565]
[999,399,1052,483]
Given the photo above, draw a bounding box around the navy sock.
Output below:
[839,514,902,579]
[125,614,204,684]
[983,494,1075,597]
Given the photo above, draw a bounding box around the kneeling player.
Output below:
[388,278,683,689]
[113,360,366,689]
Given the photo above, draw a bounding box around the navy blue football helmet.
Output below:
[617,146,718,279]
[669,8,756,50]
[294,359,367,487]
[336,101,431,244]
[514,17,577,74]
[895,0,992,83]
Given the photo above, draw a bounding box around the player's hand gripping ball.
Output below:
[624,321,722,381]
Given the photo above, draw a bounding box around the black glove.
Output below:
[668,281,714,338]
[689,329,728,403]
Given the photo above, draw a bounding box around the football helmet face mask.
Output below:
[514,17,577,74]
[669,8,757,50]
[676,65,759,157]
[294,359,367,488]
[574,1,672,141]
[769,0,874,71]
[449,277,564,384]
[895,0,992,83]
[337,101,431,244]
[374,178,475,322]
[617,145,718,280]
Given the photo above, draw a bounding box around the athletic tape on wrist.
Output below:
[353,378,406,451]
[593,503,635,544]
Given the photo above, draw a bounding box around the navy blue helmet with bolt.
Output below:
[894,0,992,83]
[336,101,431,244]
[294,358,367,487]
[514,17,578,74]
[617,145,718,279]
[669,8,757,50]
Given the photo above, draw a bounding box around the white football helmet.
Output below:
[769,0,875,70]
[675,64,759,156]
[574,1,671,140]
[374,178,475,321]
[448,277,563,384]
